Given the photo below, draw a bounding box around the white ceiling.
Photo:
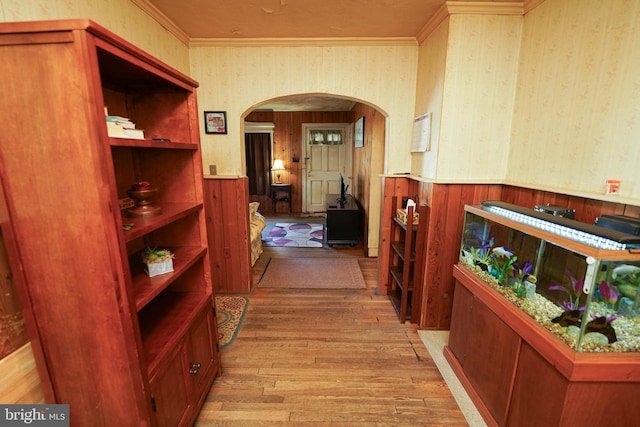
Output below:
[143,0,520,111]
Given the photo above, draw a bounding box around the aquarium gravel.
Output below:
[461,260,640,353]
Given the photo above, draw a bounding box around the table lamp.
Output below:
[272,159,285,184]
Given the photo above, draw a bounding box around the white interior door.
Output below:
[301,124,351,213]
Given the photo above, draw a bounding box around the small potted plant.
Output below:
[142,247,174,277]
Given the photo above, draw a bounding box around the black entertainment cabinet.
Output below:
[325,194,359,247]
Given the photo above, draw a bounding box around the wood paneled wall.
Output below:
[246,110,351,214]
[203,177,253,293]
[378,178,503,329]
[350,103,385,256]
[501,185,640,224]
[419,183,503,329]
[379,177,640,330]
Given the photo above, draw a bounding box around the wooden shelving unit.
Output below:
[387,201,418,322]
[0,19,220,425]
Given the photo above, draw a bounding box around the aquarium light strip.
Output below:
[485,206,627,250]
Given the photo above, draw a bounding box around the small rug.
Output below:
[215,296,248,349]
[263,222,324,247]
[259,258,366,289]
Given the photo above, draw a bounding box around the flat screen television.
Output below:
[339,174,349,204]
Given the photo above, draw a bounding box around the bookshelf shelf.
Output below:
[0,19,219,425]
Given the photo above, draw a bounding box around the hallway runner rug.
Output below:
[263,222,324,247]
[215,295,248,349]
[259,258,366,289]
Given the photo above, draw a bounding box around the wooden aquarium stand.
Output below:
[445,264,640,426]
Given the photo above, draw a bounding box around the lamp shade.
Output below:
[272,159,285,183]
[271,159,285,171]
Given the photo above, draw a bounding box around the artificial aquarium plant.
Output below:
[489,246,517,286]
[549,268,585,313]
[512,260,537,298]
[461,237,494,271]
[460,241,518,286]
[596,279,618,308]
[549,268,619,344]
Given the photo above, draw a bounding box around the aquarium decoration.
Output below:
[596,280,618,307]
[586,314,620,343]
[512,260,536,298]
[610,264,640,316]
[461,237,494,272]
[549,270,619,344]
[489,247,517,286]
[459,202,640,353]
[549,269,585,312]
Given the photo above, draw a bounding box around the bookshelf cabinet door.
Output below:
[150,342,192,427]
[188,307,216,399]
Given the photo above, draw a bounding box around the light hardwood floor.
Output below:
[195,215,469,426]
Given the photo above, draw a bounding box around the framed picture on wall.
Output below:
[354,116,364,148]
[204,111,227,134]
[411,112,431,152]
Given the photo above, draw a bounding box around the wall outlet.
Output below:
[209,165,217,175]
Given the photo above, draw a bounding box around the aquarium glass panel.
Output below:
[460,207,640,352]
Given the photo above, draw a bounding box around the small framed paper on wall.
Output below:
[411,112,431,152]
[204,111,227,134]
[354,117,364,148]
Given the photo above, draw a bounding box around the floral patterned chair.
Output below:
[249,202,266,266]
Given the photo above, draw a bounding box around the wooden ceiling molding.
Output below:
[446,1,524,15]
[130,0,190,45]
[131,0,536,46]
[189,37,418,48]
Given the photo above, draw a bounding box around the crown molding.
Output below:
[416,3,450,44]
[132,0,544,49]
[417,1,529,43]
[131,0,414,48]
[523,0,547,13]
[446,1,524,15]
[130,0,190,45]
[189,37,418,48]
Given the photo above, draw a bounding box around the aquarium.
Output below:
[459,201,640,352]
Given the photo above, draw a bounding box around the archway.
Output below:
[240,93,387,257]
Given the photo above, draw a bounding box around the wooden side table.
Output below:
[270,183,292,213]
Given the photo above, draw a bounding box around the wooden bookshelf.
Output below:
[0,19,220,425]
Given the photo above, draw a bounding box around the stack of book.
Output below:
[106,114,145,140]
